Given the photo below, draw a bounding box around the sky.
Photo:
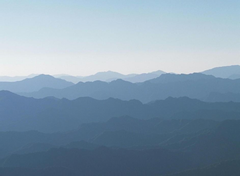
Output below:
[0,0,239,76]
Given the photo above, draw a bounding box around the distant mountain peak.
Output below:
[148,73,215,84]
[0,74,74,93]
[110,79,132,85]
[25,74,74,83]
[93,71,124,76]
[29,74,57,79]
[202,65,240,79]
[150,70,166,75]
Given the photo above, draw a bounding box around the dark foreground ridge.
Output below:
[0,117,240,175]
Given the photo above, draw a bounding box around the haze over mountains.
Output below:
[56,65,240,83]
[0,74,38,82]
[41,70,166,84]
[1,65,240,175]
[202,65,240,79]
[0,75,73,93]
[0,70,165,83]
[1,65,240,84]
[0,65,239,103]
[18,72,240,103]
[2,0,239,173]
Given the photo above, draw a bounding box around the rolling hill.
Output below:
[0,74,73,93]
[202,65,240,79]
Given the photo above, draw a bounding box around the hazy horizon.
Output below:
[1,1,239,76]
[0,64,240,77]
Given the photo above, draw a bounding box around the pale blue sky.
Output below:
[0,0,239,76]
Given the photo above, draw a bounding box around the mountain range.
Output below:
[19,73,240,103]
[5,64,240,81]
[1,65,240,84]
[1,65,240,175]
[56,70,166,83]
[0,68,240,104]
[56,65,240,83]
[2,90,240,133]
